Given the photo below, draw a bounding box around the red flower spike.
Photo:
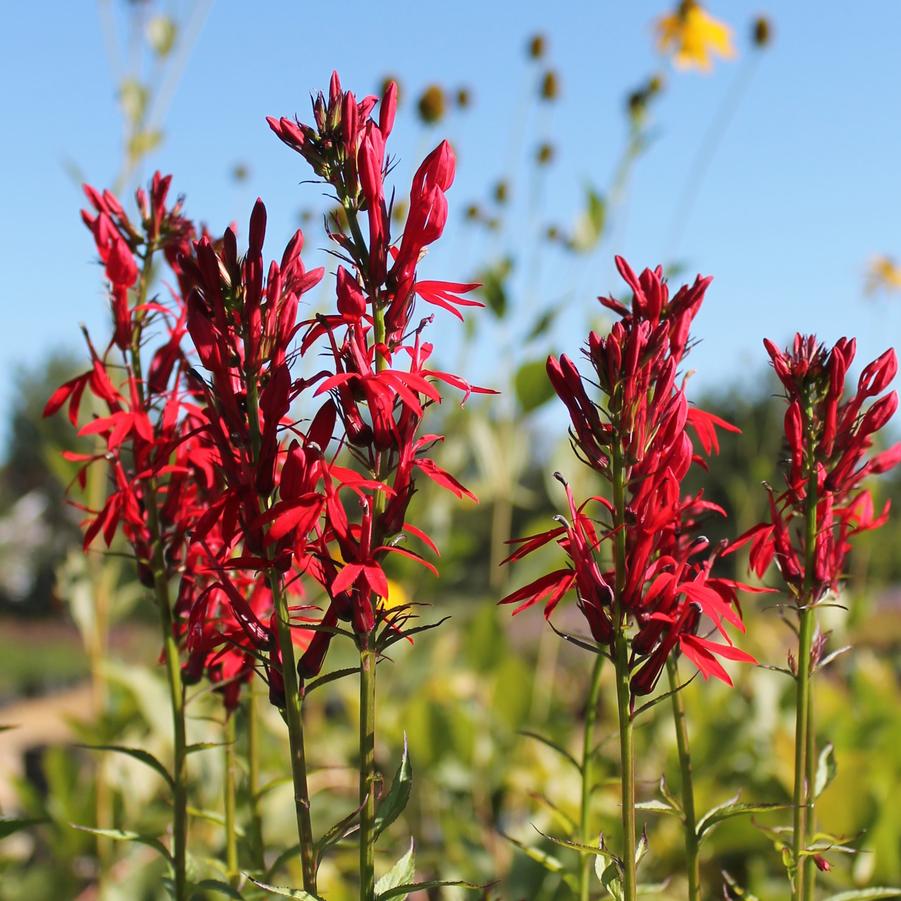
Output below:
[503,261,754,697]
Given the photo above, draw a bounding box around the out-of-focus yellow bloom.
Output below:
[380,578,409,610]
[655,1,736,72]
[866,256,901,294]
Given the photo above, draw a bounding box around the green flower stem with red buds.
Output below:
[612,447,638,901]
[358,302,389,901]
[359,645,378,900]
[666,657,700,901]
[271,573,318,890]
[792,388,820,901]
[578,653,605,901]
[131,249,189,901]
[245,373,318,893]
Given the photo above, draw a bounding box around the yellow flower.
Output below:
[866,256,901,295]
[655,1,736,72]
[380,578,410,611]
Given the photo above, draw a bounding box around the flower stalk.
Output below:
[578,653,605,901]
[666,657,700,901]
[224,713,239,887]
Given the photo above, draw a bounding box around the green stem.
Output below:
[154,535,188,901]
[611,447,637,901]
[359,644,378,901]
[130,247,188,900]
[792,607,814,901]
[579,653,605,901]
[667,658,700,901]
[793,393,820,901]
[271,573,318,892]
[613,635,637,901]
[245,368,317,888]
[224,714,239,887]
[85,452,112,875]
[246,688,265,872]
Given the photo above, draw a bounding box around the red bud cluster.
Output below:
[503,258,756,697]
[730,335,900,601]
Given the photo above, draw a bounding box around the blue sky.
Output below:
[2,1,901,435]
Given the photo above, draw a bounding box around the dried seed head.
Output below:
[527,33,547,59]
[417,84,446,124]
[380,74,403,104]
[493,180,509,205]
[540,70,560,101]
[455,86,472,109]
[536,142,555,165]
[752,15,773,47]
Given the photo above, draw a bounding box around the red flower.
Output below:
[730,335,899,601]
[503,259,754,696]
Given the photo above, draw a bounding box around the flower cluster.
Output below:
[44,174,209,591]
[731,335,901,602]
[264,73,491,677]
[502,257,755,696]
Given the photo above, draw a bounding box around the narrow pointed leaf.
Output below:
[77,744,173,789]
[519,730,581,772]
[243,875,325,900]
[71,824,172,864]
[0,816,46,838]
[193,879,246,899]
[697,799,788,839]
[821,891,901,901]
[378,880,484,900]
[814,743,837,798]
[373,735,412,839]
[375,840,415,896]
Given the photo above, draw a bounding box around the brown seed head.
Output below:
[417,84,446,124]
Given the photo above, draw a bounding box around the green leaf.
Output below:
[315,802,363,857]
[815,743,837,798]
[696,797,787,839]
[514,359,556,414]
[721,870,760,900]
[527,791,577,834]
[519,730,581,772]
[128,130,164,160]
[187,742,230,755]
[304,666,360,695]
[77,743,173,789]
[597,858,623,900]
[191,879,245,899]
[635,799,679,817]
[264,844,300,882]
[526,308,558,342]
[821,891,901,901]
[375,840,416,897]
[119,79,148,124]
[243,875,324,900]
[71,824,172,864]
[535,828,621,864]
[146,15,177,56]
[476,257,513,318]
[0,816,46,838]
[254,775,294,803]
[632,673,697,719]
[373,735,412,839]
[186,806,244,835]
[571,187,606,252]
[378,881,483,900]
[501,830,577,889]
